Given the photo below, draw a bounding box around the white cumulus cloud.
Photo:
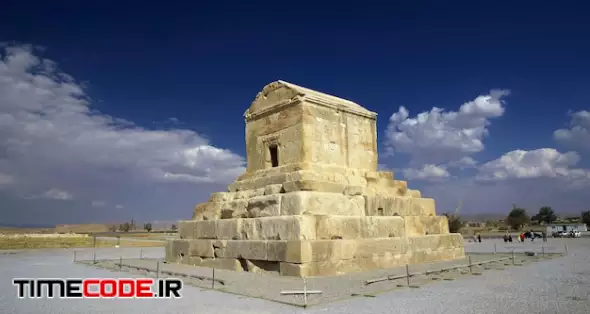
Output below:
[0,44,246,224]
[476,148,589,185]
[36,188,74,200]
[402,164,451,181]
[447,156,478,169]
[554,110,590,151]
[385,89,509,165]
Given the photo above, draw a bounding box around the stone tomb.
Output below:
[165,80,465,277]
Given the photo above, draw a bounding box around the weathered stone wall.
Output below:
[245,103,303,173]
[167,234,465,276]
[301,102,377,170]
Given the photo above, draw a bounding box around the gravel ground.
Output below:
[1,238,589,314]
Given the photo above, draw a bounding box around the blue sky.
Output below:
[0,2,589,225]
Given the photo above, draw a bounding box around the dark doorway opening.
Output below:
[269,144,279,167]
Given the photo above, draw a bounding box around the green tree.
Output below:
[119,222,131,232]
[506,208,530,230]
[533,206,557,224]
[108,225,117,232]
[171,224,177,231]
[582,211,590,227]
[144,223,153,232]
[443,213,463,233]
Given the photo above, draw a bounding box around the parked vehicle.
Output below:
[568,231,581,238]
[552,231,568,238]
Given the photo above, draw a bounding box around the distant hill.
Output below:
[0,223,55,228]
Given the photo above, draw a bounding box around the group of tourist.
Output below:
[502,231,548,243]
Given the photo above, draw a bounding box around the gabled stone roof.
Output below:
[245,80,376,118]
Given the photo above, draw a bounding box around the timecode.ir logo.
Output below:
[13,278,183,299]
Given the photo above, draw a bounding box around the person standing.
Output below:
[477,234,482,243]
[542,231,547,242]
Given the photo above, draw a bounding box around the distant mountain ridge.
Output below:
[0,223,54,228]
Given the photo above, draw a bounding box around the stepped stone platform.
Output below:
[165,80,465,276]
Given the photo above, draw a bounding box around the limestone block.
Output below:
[364,195,435,217]
[234,190,252,200]
[412,198,436,216]
[405,189,422,198]
[353,237,407,256]
[215,240,268,260]
[246,260,280,274]
[281,191,365,216]
[394,180,408,194]
[164,242,175,262]
[343,185,365,196]
[365,171,379,181]
[192,202,221,220]
[333,173,347,185]
[410,233,464,249]
[282,180,346,194]
[216,216,316,240]
[187,239,215,258]
[199,258,244,271]
[287,170,317,181]
[315,216,362,239]
[350,195,366,216]
[247,195,281,217]
[216,219,242,240]
[347,175,368,186]
[219,199,248,218]
[209,192,232,202]
[253,215,316,240]
[409,235,446,251]
[354,252,408,270]
[452,247,466,259]
[188,256,203,266]
[279,262,312,277]
[169,239,189,260]
[314,216,404,239]
[180,220,216,239]
[363,216,405,238]
[404,216,426,237]
[266,173,289,186]
[409,247,457,264]
[264,184,283,195]
[267,240,288,261]
[285,240,356,263]
[280,259,358,277]
[404,216,449,237]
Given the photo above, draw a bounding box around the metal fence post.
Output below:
[156,261,160,280]
[468,256,473,274]
[140,248,143,260]
[564,243,568,255]
[93,252,96,264]
[93,235,96,248]
[405,264,410,286]
[73,251,77,262]
[303,277,308,307]
[117,236,120,247]
[212,268,215,289]
[119,256,122,269]
[512,249,515,265]
[494,243,497,254]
